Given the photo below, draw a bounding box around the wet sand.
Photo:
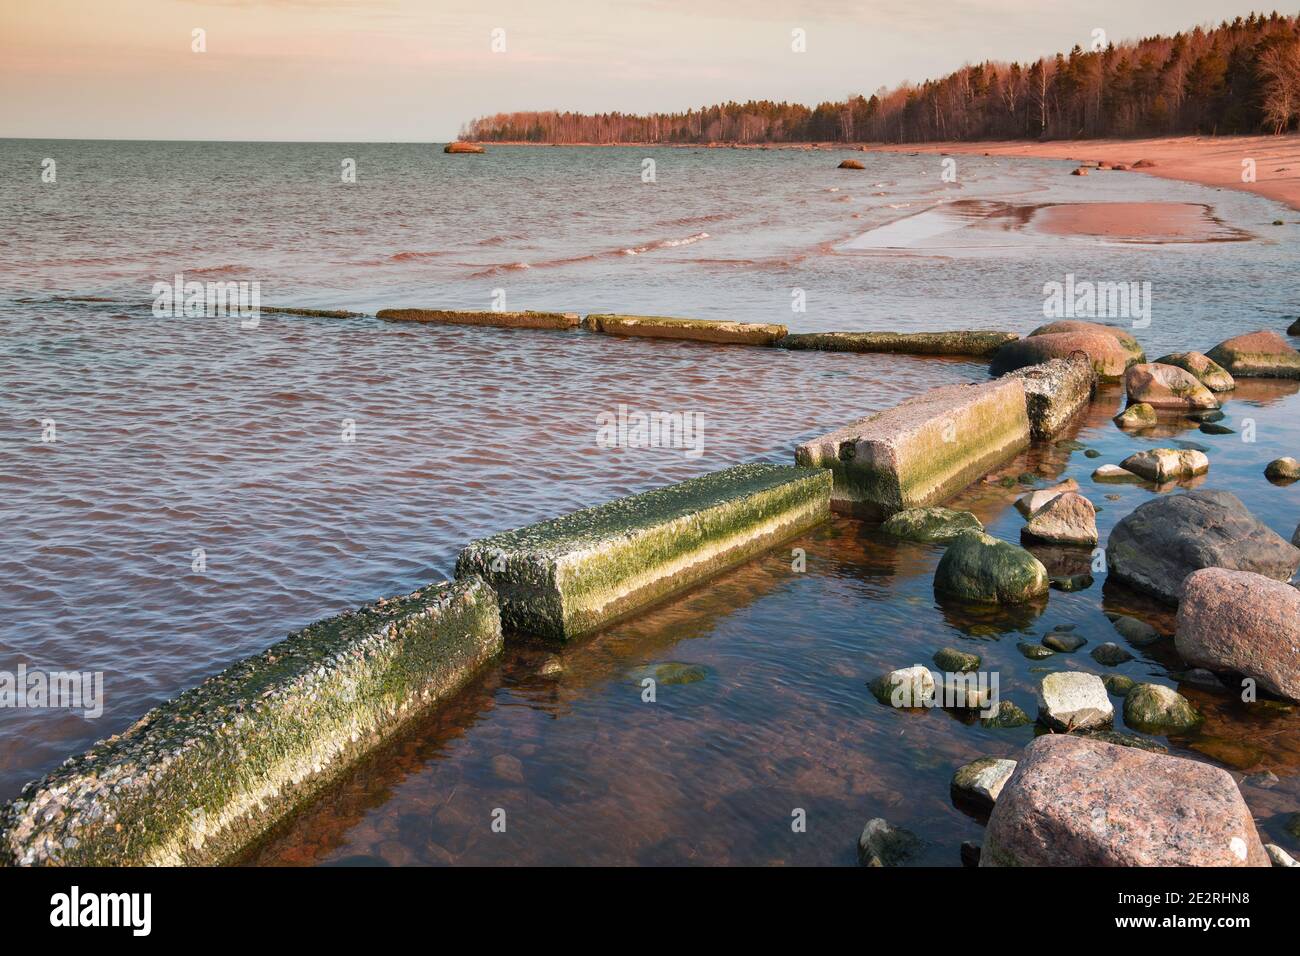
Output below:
[870,135,1300,212]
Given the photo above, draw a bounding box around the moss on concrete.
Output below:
[779,330,1017,357]
[376,308,580,330]
[0,578,502,866]
[455,463,831,640]
[262,306,367,319]
[582,314,787,346]
[1005,358,1097,440]
[795,380,1031,518]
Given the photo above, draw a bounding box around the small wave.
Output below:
[389,251,450,262]
[467,233,711,276]
[623,232,710,255]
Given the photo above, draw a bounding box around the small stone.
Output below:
[490,754,525,784]
[627,662,712,686]
[1050,573,1093,592]
[1102,673,1137,696]
[1199,422,1234,435]
[1022,492,1098,547]
[857,818,919,867]
[1264,457,1300,481]
[980,700,1032,728]
[951,757,1017,813]
[1243,770,1279,789]
[1042,632,1086,652]
[1018,642,1055,660]
[1114,402,1158,429]
[1266,844,1299,867]
[1123,683,1201,734]
[1014,479,1080,517]
[933,647,981,673]
[1084,449,1101,459]
[1119,448,1209,482]
[1092,464,1140,483]
[838,159,865,170]
[871,664,935,707]
[1038,671,1114,731]
[1091,642,1134,666]
[1190,409,1225,423]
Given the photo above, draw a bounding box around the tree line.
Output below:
[463,12,1300,144]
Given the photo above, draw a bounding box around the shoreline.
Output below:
[471,135,1300,212]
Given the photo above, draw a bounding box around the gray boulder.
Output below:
[1106,490,1300,605]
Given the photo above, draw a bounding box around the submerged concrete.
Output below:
[583,314,787,346]
[794,379,1031,518]
[456,463,831,640]
[0,578,502,866]
[377,308,580,330]
[262,306,367,319]
[779,330,1017,357]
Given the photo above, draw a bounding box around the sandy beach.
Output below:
[871,134,1300,212]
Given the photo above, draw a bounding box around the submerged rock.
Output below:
[1124,363,1219,410]
[960,841,982,867]
[1119,448,1209,482]
[1042,631,1085,652]
[1123,683,1201,734]
[1154,351,1236,392]
[934,532,1049,605]
[1021,491,1098,547]
[1018,642,1055,660]
[1103,673,1137,696]
[981,700,1032,728]
[1175,567,1300,702]
[1038,672,1113,731]
[1091,642,1134,666]
[1207,330,1300,379]
[857,818,919,866]
[627,662,712,686]
[1265,457,1300,481]
[882,507,982,544]
[951,757,1017,813]
[933,647,981,673]
[838,159,865,170]
[1114,402,1158,429]
[981,735,1269,866]
[1108,490,1300,605]
[1109,614,1161,646]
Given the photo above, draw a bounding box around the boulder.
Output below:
[881,507,983,544]
[1108,490,1300,605]
[1175,568,1300,702]
[795,380,1030,518]
[1289,317,1300,336]
[870,664,936,707]
[443,141,485,154]
[1265,457,1300,481]
[1154,351,1236,392]
[934,532,1050,605]
[991,330,1139,381]
[1206,330,1300,379]
[1014,479,1079,517]
[838,159,865,170]
[857,818,919,866]
[1004,358,1096,439]
[951,757,1017,813]
[1042,631,1086,652]
[1029,320,1146,362]
[1070,166,1088,176]
[1119,448,1208,483]
[981,735,1270,866]
[1124,363,1219,410]
[1021,491,1098,547]
[1114,403,1157,429]
[1038,672,1113,731]
[780,330,1018,357]
[981,700,1032,727]
[1109,614,1160,646]
[1124,682,1200,733]
[1267,844,1299,867]
[933,647,981,672]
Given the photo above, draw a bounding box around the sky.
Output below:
[0,0,1284,141]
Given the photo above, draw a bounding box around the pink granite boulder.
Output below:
[1124,362,1219,410]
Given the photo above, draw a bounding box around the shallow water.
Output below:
[1,140,1298,864]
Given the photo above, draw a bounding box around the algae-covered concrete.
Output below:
[1004,358,1096,440]
[455,463,831,640]
[583,314,787,346]
[794,380,1031,518]
[262,306,367,319]
[376,308,580,330]
[779,330,1017,357]
[0,578,502,866]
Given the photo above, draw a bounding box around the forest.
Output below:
[463,12,1300,144]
